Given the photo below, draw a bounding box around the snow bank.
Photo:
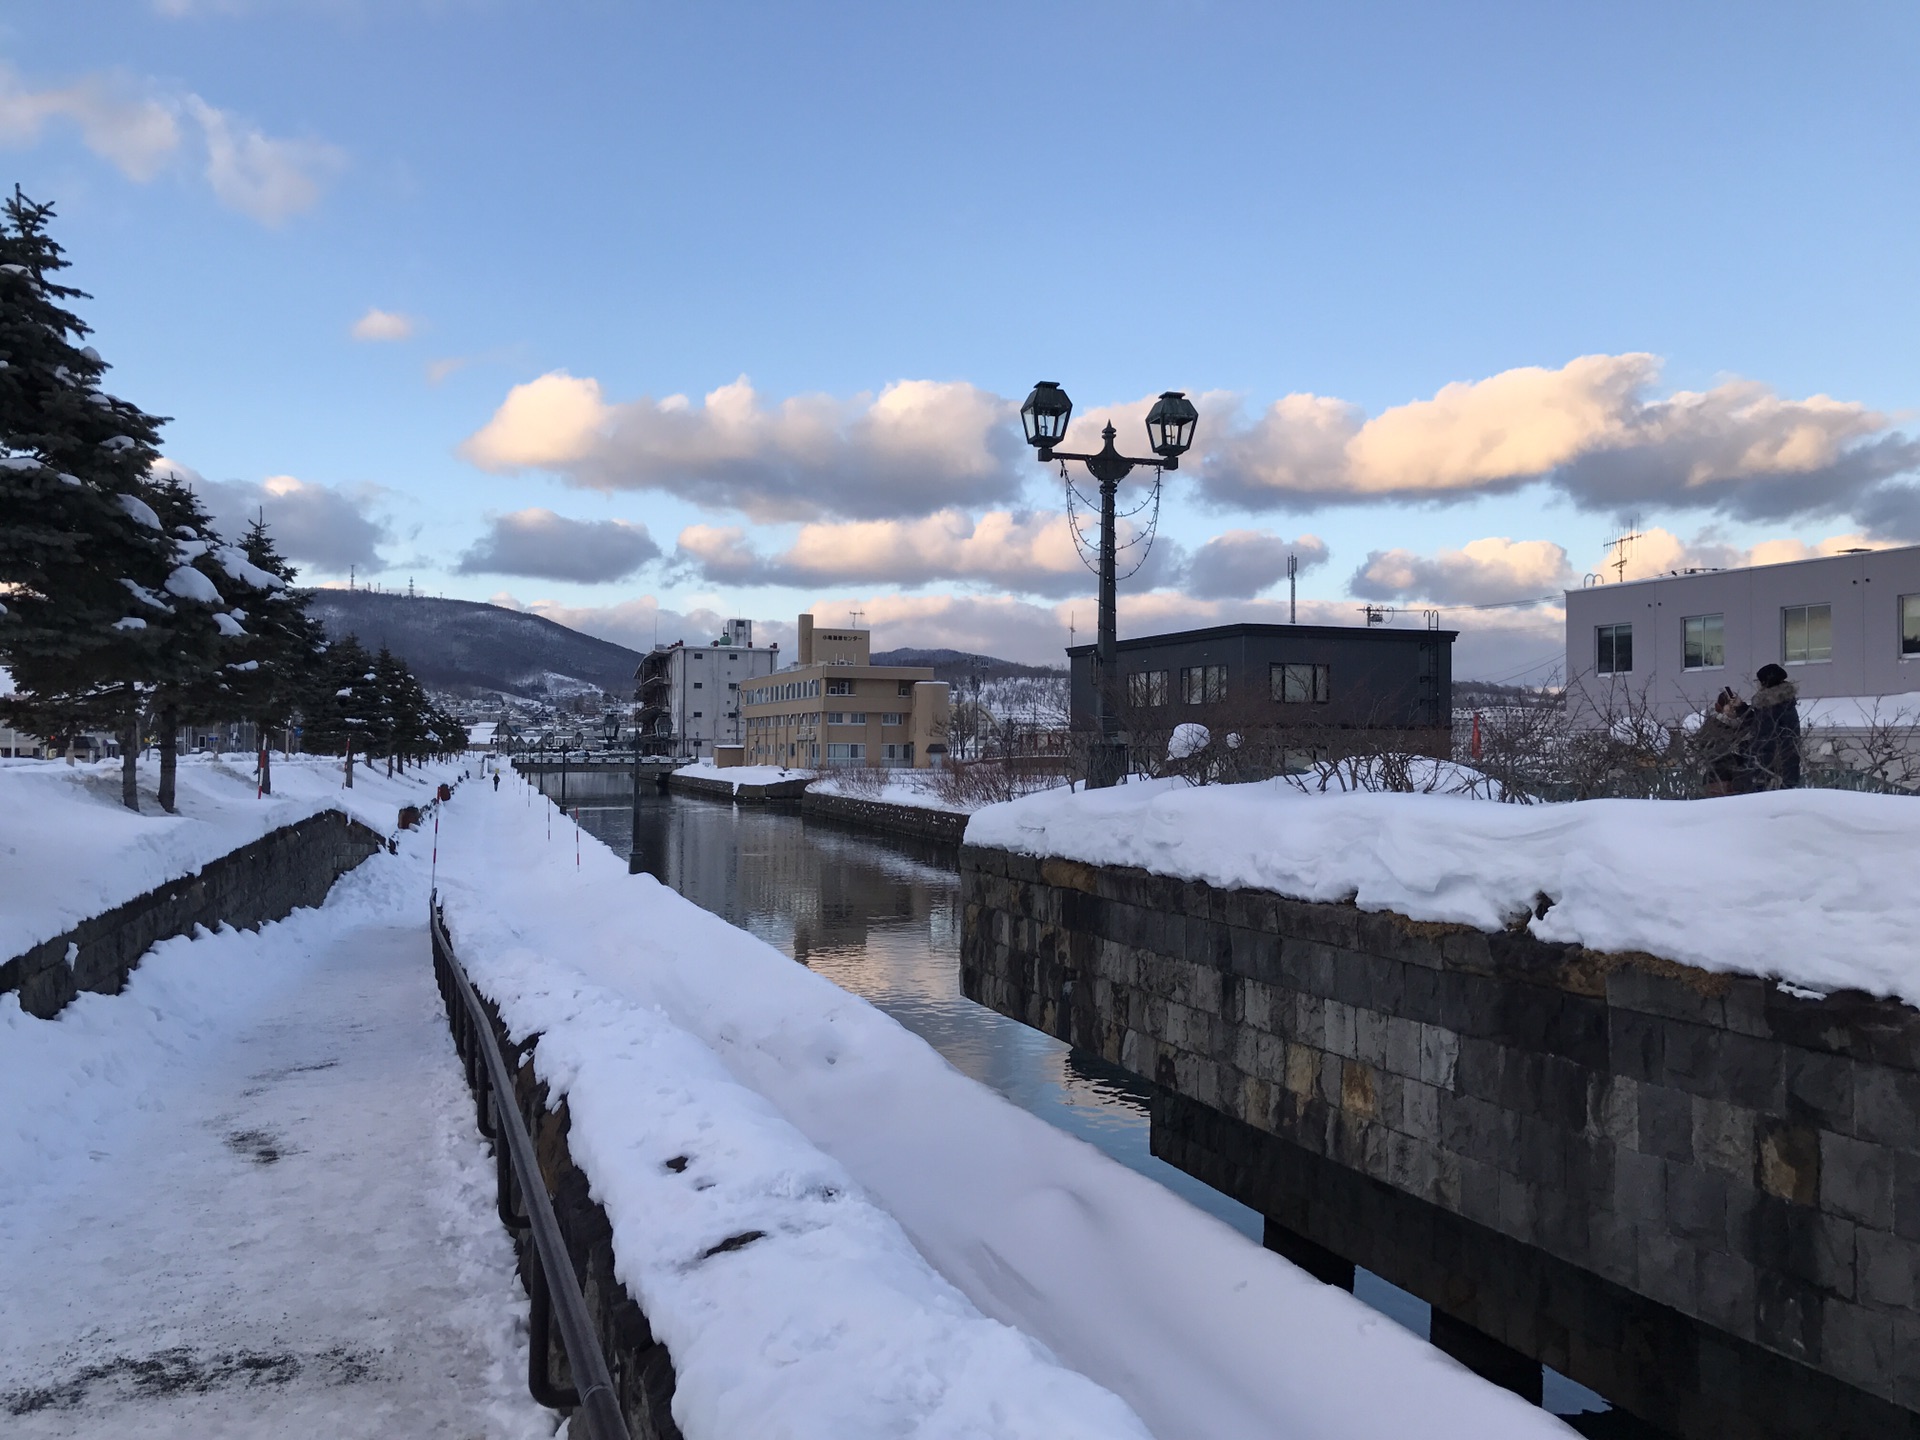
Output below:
[0,753,466,963]
[676,759,809,791]
[437,777,1567,1440]
[967,778,1920,1004]
[806,770,974,813]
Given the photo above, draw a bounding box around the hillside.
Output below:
[305,590,644,697]
[871,647,1064,684]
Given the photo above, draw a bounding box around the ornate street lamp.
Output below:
[1019,381,1197,788]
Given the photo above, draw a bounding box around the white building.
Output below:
[1564,544,1920,731]
[634,619,780,760]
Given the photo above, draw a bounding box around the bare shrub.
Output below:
[822,762,891,797]
[930,757,1064,808]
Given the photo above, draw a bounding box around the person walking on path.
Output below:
[493,772,500,791]
[1747,663,1802,790]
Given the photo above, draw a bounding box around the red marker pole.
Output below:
[574,807,580,868]
[431,809,440,891]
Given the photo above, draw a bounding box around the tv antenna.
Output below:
[848,609,865,628]
[1359,604,1395,626]
[1287,553,1299,623]
[1602,518,1643,584]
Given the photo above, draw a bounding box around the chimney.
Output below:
[797,613,814,666]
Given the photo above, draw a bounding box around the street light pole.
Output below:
[1019,384,1198,789]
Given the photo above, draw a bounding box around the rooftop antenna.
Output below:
[349,564,355,592]
[1069,610,1076,648]
[1602,517,1643,584]
[1287,553,1298,624]
[848,608,865,628]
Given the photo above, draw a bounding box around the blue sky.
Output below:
[8,1,1920,679]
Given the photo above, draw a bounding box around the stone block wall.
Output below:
[959,843,1920,1439]
[464,980,682,1438]
[2,810,388,1018]
[800,791,968,845]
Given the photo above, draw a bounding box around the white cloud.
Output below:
[489,592,795,656]
[673,508,1136,597]
[456,509,659,583]
[351,307,416,342]
[186,96,343,225]
[1598,526,1898,583]
[1351,537,1573,606]
[0,64,180,181]
[1183,530,1329,600]
[461,373,1025,521]
[1199,354,1920,524]
[159,459,389,574]
[0,63,341,225]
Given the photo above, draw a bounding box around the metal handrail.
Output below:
[430,892,631,1440]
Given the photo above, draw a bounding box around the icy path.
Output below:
[0,843,551,1438]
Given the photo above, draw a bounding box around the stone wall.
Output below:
[463,981,682,1438]
[2,810,389,1019]
[800,791,968,845]
[959,842,1920,1440]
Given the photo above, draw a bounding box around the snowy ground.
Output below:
[968,777,1920,1004]
[0,773,549,1437]
[439,771,1572,1440]
[0,752,455,966]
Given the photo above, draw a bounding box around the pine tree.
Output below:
[229,515,325,795]
[0,189,175,810]
[143,471,249,812]
[304,633,377,787]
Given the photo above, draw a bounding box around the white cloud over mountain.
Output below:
[456,509,659,583]
[159,460,390,574]
[460,373,1025,521]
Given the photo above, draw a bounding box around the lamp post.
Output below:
[1019,381,1198,788]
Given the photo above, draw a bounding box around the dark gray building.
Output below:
[1068,622,1456,759]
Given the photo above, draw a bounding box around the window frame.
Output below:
[1782,603,1833,666]
[1901,594,1920,659]
[1681,613,1725,672]
[1127,669,1169,708]
[1270,662,1330,704]
[1596,622,1633,676]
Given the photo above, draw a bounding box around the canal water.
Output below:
[537,775,1614,1426]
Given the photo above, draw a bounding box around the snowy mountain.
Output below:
[304,590,644,698]
[870,647,1064,683]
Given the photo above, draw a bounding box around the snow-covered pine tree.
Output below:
[306,632,376,787]
[230,514,324,795]
[0,191,179,809]
[143,470,253,811]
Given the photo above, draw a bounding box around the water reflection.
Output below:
[563,788,1263,1240]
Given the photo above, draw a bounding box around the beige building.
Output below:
[741,615,950,768]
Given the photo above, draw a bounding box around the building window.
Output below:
[825,712,847,725]
[692,711,702,719]
[1682,614,1725,671]
[693,652,704,659]
[897,681,913,697]
[881,713,904,725]
[882,742,908,761]
[827,679,853,696]
[847,712,867,724]
[1128,670,1169,707]
[692,681,702,689]
[1270,662,1330,703]
[1902,595,1920,657]
[825,743,864,760]
[1596,623,1633,675]
[1782,603,1832,665]
[1179,665,1227,704]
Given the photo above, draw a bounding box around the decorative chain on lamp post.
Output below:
[1019,381,1199,789]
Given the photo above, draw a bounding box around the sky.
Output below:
[7,1,1920,681]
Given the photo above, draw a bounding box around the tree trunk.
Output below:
[258,740,272,796]
[343,739,354,788]
[120,699,140,813]
[386,753,393,778]
[158,706,178,814]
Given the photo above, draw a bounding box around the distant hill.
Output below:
[305,590,644,697]
[871,647,1065,684]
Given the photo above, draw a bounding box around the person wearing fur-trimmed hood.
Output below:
[1748,663,1802,789]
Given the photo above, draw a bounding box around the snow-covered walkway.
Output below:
[0,825,549,1438]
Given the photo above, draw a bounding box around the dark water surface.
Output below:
[538,777,1613,1424]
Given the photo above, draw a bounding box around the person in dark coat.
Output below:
[1695,687,1751,796]
[1747,663,1802,790]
